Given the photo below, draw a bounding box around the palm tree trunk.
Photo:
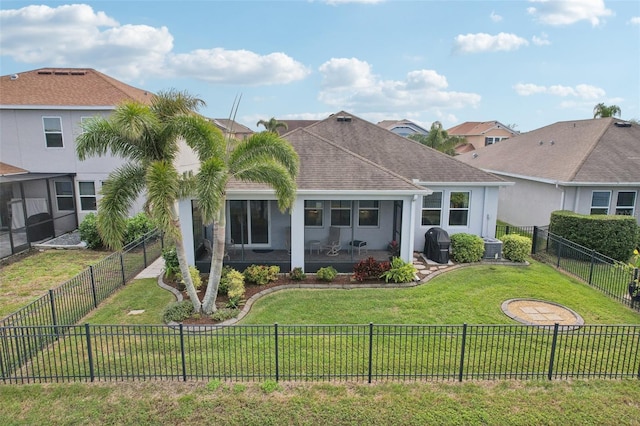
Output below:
[171,204,202,312]
[202,202,227,314]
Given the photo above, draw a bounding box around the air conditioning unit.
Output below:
[483,237,502,259]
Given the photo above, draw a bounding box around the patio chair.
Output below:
[323,226,342,256]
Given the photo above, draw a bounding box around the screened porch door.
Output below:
[229,200,270,246]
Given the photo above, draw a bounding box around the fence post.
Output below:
[556,238,562,268]
[179,324,187,382]
[505,225,510,236]
[368,323,374,384]
[120,253,126,286]
[48,290,59,336]
[588,249,596,285]
[458,323,467,382]
[85,323,95,382]
[142,238,148,268]
[531,226,538,255]
[547,323,559,381]
[0,328,7,382]
[89,266,98,308]
[274,323,279,382]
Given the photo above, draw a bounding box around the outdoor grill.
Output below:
[424,227,450,264]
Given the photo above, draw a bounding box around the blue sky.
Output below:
[1,0,638,132]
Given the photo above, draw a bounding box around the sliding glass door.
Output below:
[229,200,270,246]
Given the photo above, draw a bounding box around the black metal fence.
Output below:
[495,224,535,239]
[1,323,638,384]
[531,226,639,311]
[0,230,163,375]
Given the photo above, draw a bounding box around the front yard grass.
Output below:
[0,249,110,318]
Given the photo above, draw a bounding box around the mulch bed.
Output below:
[163,273,370,325]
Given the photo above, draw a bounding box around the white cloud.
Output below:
[490,11,503,22]
[453,32,529,54]
[630,17,640,25]
[532,33,551,46]
[527,0,613,26]
[514,83,605,99]
[318,58,481,113]
[0,4,309,84]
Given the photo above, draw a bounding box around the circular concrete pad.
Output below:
[501,299,584,326]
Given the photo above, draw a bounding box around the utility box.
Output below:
[483,237,503,259]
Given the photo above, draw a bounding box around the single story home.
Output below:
[179,111,511,273]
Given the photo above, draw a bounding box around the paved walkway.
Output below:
[135,257,165,279]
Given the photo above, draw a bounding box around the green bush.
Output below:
[450,233,484,263]
[380,257,417,283]
[162,300,194,323]
[225,269,245,308]
[289,267,307,281]
[549,210,637,262]
[162,247,180,279]
[244,265,280,285]
[217,266,234,296]
[501,234,531,262]
[79,213,103,249]
[210,308,239,322]
[316,266,338,282]
[353,257,390,282]
[124,213,155,245]
[177,265,202,290]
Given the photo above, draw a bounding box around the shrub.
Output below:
[501,234,531,262]
[79,213,103,249]
[289,267,307,281]
[217,266,234,296]
[353,257,390,282]
[177,265,202,290]
[244,264,280,285]
[162,247,180,279]
[225,269,245,308]
[450,233,484,263]
[381,257,417,283]
[124,213,155,245]
[162,300,194,323]
[210,308,239,322]
[316,266,338,282]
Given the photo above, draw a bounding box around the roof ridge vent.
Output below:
[614,121,631,128]
[336,115,352,122]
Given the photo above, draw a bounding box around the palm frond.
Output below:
[151,89,206,120]
[167,115,226,161]
[96,163,146,249]
[230,132,299,179]
[233,160,297,211]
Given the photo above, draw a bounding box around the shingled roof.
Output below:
[0,68,152,107]
[456,118,640,183]
[301,111,505,185]
[447,120,517,137]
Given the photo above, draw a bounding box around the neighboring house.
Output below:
[211,118,253,140]
[180,111,509,273]
[377,119,430,138]
[0,68,154,257]
[456,118,640,226]
[448,121,518,154]
[275,120,318,136]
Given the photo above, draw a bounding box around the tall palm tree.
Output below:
[256,117,288,133]
[197,131,299,314]
[76,90,221,312]
[593,103,622,118]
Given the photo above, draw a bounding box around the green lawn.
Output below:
[0,249,110,317]
[1,380,638,425]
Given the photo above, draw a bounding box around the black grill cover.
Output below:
[424,227,450,264]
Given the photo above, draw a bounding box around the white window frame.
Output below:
[78,181,97,212]
[54,180,74,211]
[43,116,64,148]
[590,190,611,215]
[304,200,323,227]
[330,200,352,227]
[448,191,470,226]
[615,191,636,216]
[421,191,443,226]
[358,200,379,227]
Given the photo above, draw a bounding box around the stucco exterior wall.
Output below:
[497,177,563,226]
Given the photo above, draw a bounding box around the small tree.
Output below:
[593,103,621,118]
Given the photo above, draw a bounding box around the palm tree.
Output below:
[593,103,622,118]
[409,122,466,156]
[256,117,288,133]
[197,131,299,314]
[76,89,220,312]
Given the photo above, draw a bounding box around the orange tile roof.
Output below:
[0,162,28,176]
[0,68,152,106]
[448,121,515,136]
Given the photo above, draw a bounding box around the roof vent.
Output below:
[539,141,544,145]
[336,115,352,122]
[550,140,554,145]
[472,153,478,159]
[10,74,18,80]
[614,121,632,128]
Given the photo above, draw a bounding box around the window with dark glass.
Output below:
[55,181,74,211]
[448,191,470,226]
[421,192,442,226]
[43,117,63,148]
[615,191,636,216]
[590,191,610,215]
[330,200,351,227]
[78,181,97,211]
[304,200,323,227]
[358,201,379,227]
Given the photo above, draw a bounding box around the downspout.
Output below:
[555,182,565,211]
